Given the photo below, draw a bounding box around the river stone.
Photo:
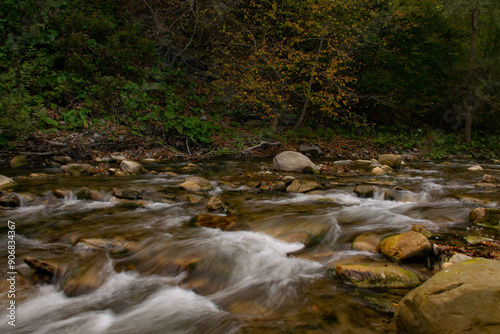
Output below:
[113,188,140,200]
[286,179,319,193]
[273,151,318,173]
[370,159,382,167]
[28,173,50,180]
[207,196,225,211]
[298,144,321,155]
[61,163,93,175]
[185,176,212,190]
[183,194,203,204]
[335,263,421,288]
[469,208,500,227]
[61,257,111,297]
[483,174,499,183]
[24,257,60,279]
[52,155,74,164]
[352,233,381,253]
[353,185,378,198]
[468,164,483,171]
[449,253,473,264]
[0,192,22,207]
[395,258,500,334]
[10,155,29,168]
[111,154,127,162]
[464,235,493,245]
[120,160,145,174]
[410,224,434,238]
[181,163,202,171]
[76,238,131,254]
[380,231,432,262]
[191,214,236,230]
[76,187,104,201]
[371,167,386,176]
[377,154,402,168]
[179,182,202,192]
[0,175,15,190]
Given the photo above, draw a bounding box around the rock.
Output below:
[53,189,69,199]
[0,192,22,207]
[395,258,500,334]
[379,231,432,262]
[179,182,202,192]
[298,144,321,155]
[333,160,353,166]
[410,224,434,238]
[24,257,60,280]
[469,208,500,227]
[335,263,421,288]
[377,154,402,168]
[111,154,127,162]
[181,163,202,171]
[464,235,493,245]
[483,174,499,183]
[191,214,236,230]
[356,160,372,165]
[61,257,111,297]
[28,173,50,180]
[448,253,473,264]
[282,176,295,184]
[0,175,15,190]
[52,156,74,164]
[370,167,386,176]
[61,164,93,175]
[75,238,132,254]
[353,185,378,198]
[370,159,382,167]
[473,182,497,188]
[273,151,318,173]
[185,176,212,189]
[184,194,203,204]
[120,160,145,174]
[352,233,381,253]
[271,181,287,191]
[207,197,225,211]
[113,188,140,200]
[286,179,320,193]
[381,165,393,172]
[10,155,29,168]
[468,164,483,171]
[76,187,104,201]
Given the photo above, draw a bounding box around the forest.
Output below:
[1,0,499,159]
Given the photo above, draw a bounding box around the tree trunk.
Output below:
[465,7,479,143]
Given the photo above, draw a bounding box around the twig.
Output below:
[241,141,280,154]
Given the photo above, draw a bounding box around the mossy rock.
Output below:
[335,263,421,288]
[469,208,500,227]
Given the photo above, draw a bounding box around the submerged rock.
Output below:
[286,179,319,193]
[24,257,60,278]
[352,233,381,253]
[483,174,499,183]
[395,258,500,334]
[60,257,112,297]
[77,187,104,201]
[113,188,140,200]
[0,192,22,207]
[335,263,421,288]
[61,164,93,175]
[464,235,493,245]
[120,160,145,174]
[191,214,236,230]
[353,185,378,198]
[10,155,29,168]
[377,154,402,168]
[273,151,318,173]
[75,238,132,254]
[207,196,225,211]
[380,231,432,262]
[469,208,500,227]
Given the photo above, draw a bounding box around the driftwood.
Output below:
[241,141,281,154]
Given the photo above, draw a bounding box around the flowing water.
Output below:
[0,159,499,333]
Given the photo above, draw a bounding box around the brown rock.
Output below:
[469,208,500,227]
[207,197,225,211]
[286,179,319,193]
[335,263,421,288]
[379,231,432,262]
[192,214,236,230]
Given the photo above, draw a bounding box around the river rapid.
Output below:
[0,158,499,334]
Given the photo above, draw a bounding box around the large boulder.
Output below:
[120,160,145,174]
[395,258,500,334]
[273,151,318,173]
[61,164,93,175]
[0,175,15,190]
[10,155,29,168]
[380,231,432,262]
[335,263,421,288]
[377,154,402,168]
[469,208,500,227]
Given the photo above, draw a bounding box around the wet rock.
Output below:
[273,151,318,173]
[370,159,382,167]
[377,154,402,168]
[28,173,50,180]
[61,163,93,175]
[483,174,499,183]
[353,185,378,198]
[10,155,29,168]
[76,187,104,201]
[0,175,15,190]
[111,154,127,162]
[286,179,320,193]
[464,235,493,245]
[282,176,295,184]
[113,188,140,200]
[370,167,386,176]
[473,182,497,188]
[191,214,236,230]
[207,197,225,211]
[335,263,421,288]
[448,253,473,264]
[75,238,132,254]
[0,192,22,207]
[53,189,71,199]
[186,176,212,189]
[24,257,60,281]
[410,224,434,238]
[468,164,483,171]
[52,155,74,164]
[278,232,312,245]
[298,144,321,155]
[381,165,393,172]
[61,257,111,297]
[379,231,432,262]
[469,208,500,227]
[181,163,202,171]
[352,233,381,253]
[271,180,287,191]
[356,160,372,165]
[184,194,203,204]
[395,258,500,334]
[120,160,145,174]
